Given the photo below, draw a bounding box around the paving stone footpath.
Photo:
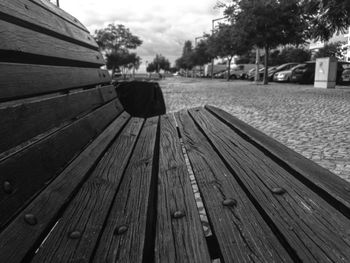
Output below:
[161,77,350,182]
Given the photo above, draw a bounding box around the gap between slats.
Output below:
[172,113,221,263]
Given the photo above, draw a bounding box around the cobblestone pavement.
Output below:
[161,77,350,182]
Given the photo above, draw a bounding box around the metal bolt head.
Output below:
[3,181,13,194]
[24,214,37,225]
[172,210,185,219]
[271,187,286,195]
[69,231,81,239]
[114,225,128,235]
[222,198,237,207]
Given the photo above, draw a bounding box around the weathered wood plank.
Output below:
[32,117,144,262]
[155,114,211,263]
[176,110,293,263]
[189,107,350,263]
[0,63,110,101]
[29,0,89,32]
[0,85,117,156]
[0,0,97,48]
[92,117,159,263]
[0,20,104,65]
[0,111,130,263]
[0,99,123,229]
[206,105,350,215]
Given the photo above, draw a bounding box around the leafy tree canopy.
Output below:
[147,54,171,73]
[191,39,212,66]
[313,41,346,60]
[94,23,142,76]
[94,24,142,53]
[303,0,350,41]
[178,41,195,70]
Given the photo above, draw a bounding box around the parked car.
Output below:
[290,61,316,84]
[229,64,256,80]
[337,62,350,85]
[341,68,350,83]
[269,63,299,81]
[273,64,303,82]
[247,67,265,81]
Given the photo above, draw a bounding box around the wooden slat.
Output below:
[0,0,98,48]
[0,20,104,65]
[0,111,130,263]
[155,114,211,263]
[30,0,89,32]
[0,63,110,100]
[0,99,123,229]
[0,85,117,156]
[92,117,159,263]
[32,117,144,262]
[206,105,350,214]
[176,110,293,263]
[189,107,350,263]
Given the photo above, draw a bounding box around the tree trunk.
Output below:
[111,65,116,79]
[263,46,269,85]
[255,47,260,83]
[227,57,232,81]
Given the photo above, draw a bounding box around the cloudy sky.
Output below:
[59,0,222,71]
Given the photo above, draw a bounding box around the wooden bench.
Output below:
[1,1,350,262]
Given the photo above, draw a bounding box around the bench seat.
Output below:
[1,105,350,262]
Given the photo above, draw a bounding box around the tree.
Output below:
[106,51,141,78]
[94,23,142,76]
[223,0,307,84]
[192,39,212,66]
[175,41,195,76]
[313,41,346,60]
[147,54,170,73]
[207,23,252,80]
[302,0,350,41]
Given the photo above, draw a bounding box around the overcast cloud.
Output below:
[60,0,221,71]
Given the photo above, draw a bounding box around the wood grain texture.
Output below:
[0,99,123,229]
[176,110,293,263]
[189,107,350,263]
[0,63,110,100]
[155,114,211,263]
[0,0,97,48]
[0,20,104,65]
[206,105,350,215]
[0,85,117,156]
[92,117,159,263]
[0,112,130,263]
[32,117,144,263]
[29,0,88,32]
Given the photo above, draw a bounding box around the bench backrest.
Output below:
[0,0,123,229]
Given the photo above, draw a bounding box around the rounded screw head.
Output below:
[222,198,237,207]
[115,225,128,235]
[3,181,13,194]
[172,210,185,219]
[69,231,81,239]
[271,187,286,195]
[24,214,37,225]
